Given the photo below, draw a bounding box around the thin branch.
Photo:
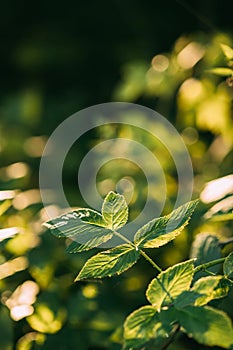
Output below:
[139,249,162,273]
[194,257,225,273]
[160,324,180,350]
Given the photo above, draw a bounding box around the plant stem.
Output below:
[139,250,162,272]
[113,231,162,272]
[160,324,180,350]
[113,231,133,245]
[194,257,225,273]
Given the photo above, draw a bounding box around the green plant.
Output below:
[44,191,233,349]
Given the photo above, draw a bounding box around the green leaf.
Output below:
[191,276,228,306]
[190,233,222,275]
[177,306,233,348]
[224,252,233,278]
[75,244,140,281]
[65,230,113,253]
[102,191,128,229]
[134,200,198,248]
[207,67,233,76]
[146,260,194,310]
[123,306,174,349]
[44,209,113,251]
[174,291,202,308]
[220,44,233,60]
[43,208,108,238]
[74,208,106,226]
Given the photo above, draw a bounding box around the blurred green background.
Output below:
[0,1,233,349]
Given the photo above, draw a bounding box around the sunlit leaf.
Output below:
[43,208,113,250]
[177,306,233,348]
[75,208,106,227]
[207,67,233,76]
[220,44,233,60]
[191,276,228,306]
[0,227,19,242]
[200,175,233,203]
[134,200,198,248]
[27,304,66,334]
[146,260,194,310]
[204,196,233,221]
[102,191,128,229]
[66,229,113,253]
[224,252,233,278]
[123,306,174,349]
[190,233,222,274]
[75,244,140,281]
[0,190,16,201]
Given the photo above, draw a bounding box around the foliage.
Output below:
[0,9,233,349]
[46,192,233,349]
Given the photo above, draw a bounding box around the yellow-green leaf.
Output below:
[177,306,233,348]
[146,260,194,310]
[75,244,140,281]
[134,200,198,248]
[102,191,128,229]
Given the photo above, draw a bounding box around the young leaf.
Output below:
[146,260,194,310]
[191,276,228,306]
[177,306,233,348]
[75,244,140,281]
[102,191,128,229]
[224,252,233,278]
[190,233,222,275]
[134,200,198,248]
[123,306,174,349]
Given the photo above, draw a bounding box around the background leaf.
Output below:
[207,67,233,76]
[190,233,222,275]
[75,244,140,280]
[123,306,174,349]
[102,191,128,229]
[224,252,233,278]
[220,44,233,60]
[177,306,233,348]
[191,276,228,306]
[204,196,233,221]
[146,260,194,310]
[134,200,198,248]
